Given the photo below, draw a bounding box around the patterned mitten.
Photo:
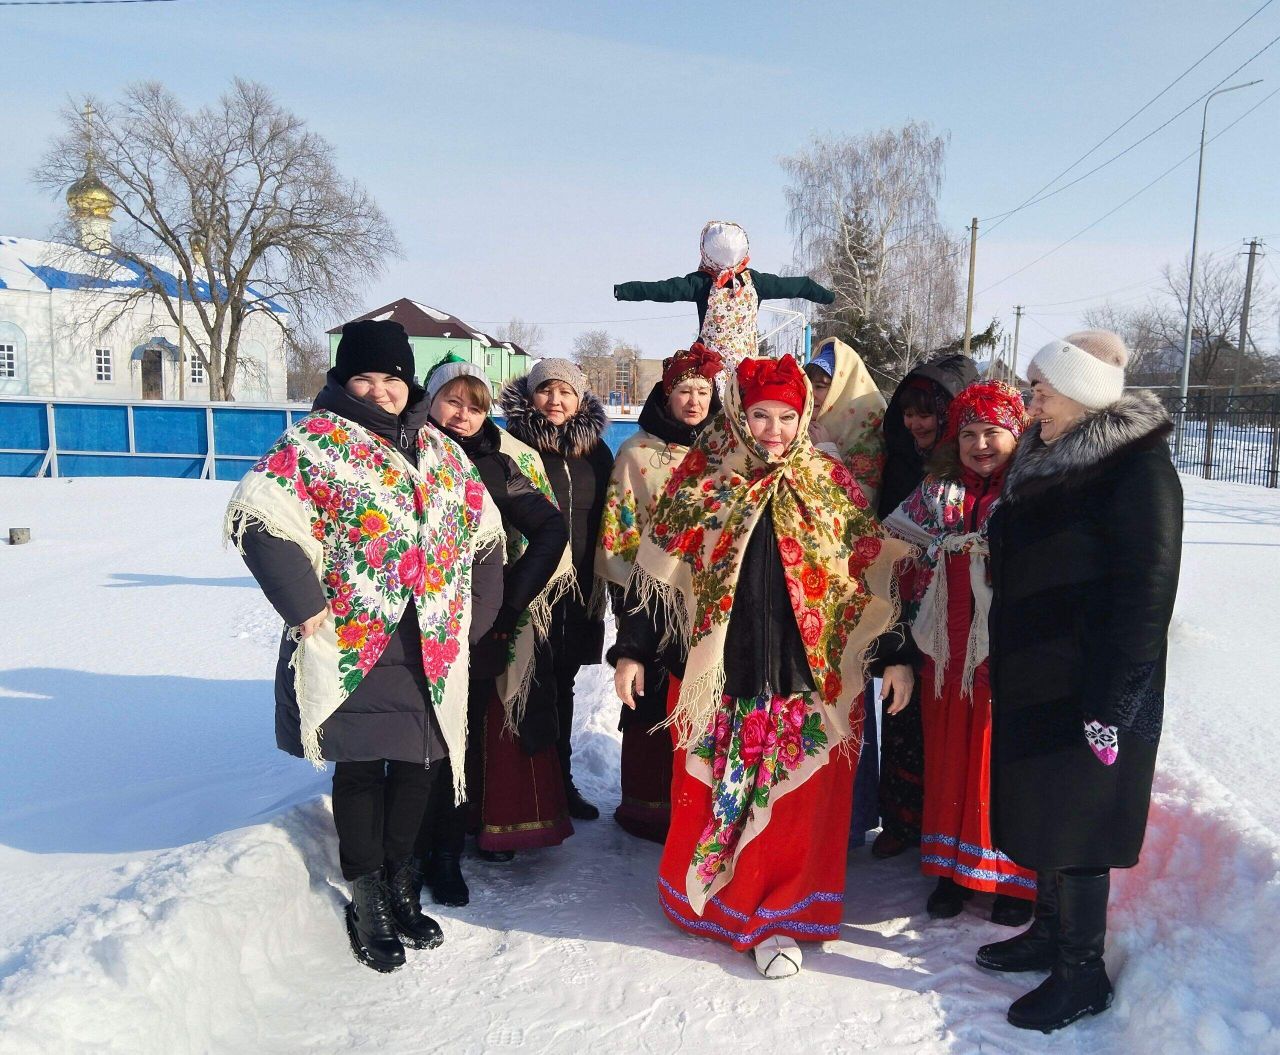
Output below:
[1084,720,1119,766]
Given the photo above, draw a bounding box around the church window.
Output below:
[0,344,14,378]
[190,357,206,384]
[95,347,113,382]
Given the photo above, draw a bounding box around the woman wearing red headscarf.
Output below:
[884,381,1036,925]
[598,344,724,843]
[610,355,916,979]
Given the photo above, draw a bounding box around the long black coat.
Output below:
[241,374,503,765]
[499,376,613,667]
[988,390,1182,870]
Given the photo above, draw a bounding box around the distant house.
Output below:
[328,299,531,389]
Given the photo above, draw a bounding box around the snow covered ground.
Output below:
[0,475,1277,1054]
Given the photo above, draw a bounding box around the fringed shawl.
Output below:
[627,369,910,751]
[883,476,993,699]
[224,411,503,803]
[493,429,575,729]
[811,338,887,506]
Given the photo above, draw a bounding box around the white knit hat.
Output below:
[425,359,490,402]
[1026,330,1128,410]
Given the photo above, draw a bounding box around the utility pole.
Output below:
[963,217,978,354]
[1232,238,1262,396]
[1012,305,1023,383]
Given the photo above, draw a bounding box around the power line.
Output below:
[983,30,1280,228]
[978,85,1280,295]
[979,0,1277,234]
[470,313,692,327]
[0,0,175,5]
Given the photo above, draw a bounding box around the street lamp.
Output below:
[1178,80,1262,414]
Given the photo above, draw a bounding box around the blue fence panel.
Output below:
[60,454,205,478]
[215,457,257,482]
[0,452,43,476]
[213,407,289,457]
[133,406,209,455]
[0,402,48,451]
[55,404,128,453]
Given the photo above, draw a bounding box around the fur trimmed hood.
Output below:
[1004,388,1173,501]
[499,374,609,459]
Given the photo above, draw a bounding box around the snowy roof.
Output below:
[329,297,526,356]
[0,235,289,314]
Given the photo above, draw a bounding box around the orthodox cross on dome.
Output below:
[66,100,115,251]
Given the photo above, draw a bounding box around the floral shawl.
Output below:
[628,369,910,912]
[810,338,887,506]
[883,476,992,699]
[493,429,575,728]
[596,429,695,589]
[224,411,503,802]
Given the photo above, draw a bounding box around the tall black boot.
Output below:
[977,871,1059,971]
[385,857,444,950]
[345,871,406,973]
[1007,870,1114,1032]
[425,850,470,907]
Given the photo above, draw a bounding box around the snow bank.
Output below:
[0,475,1278,1053]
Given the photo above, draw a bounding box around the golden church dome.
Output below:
[67,162,114,220]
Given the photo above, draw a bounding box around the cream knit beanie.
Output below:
[1027,329,1128,410]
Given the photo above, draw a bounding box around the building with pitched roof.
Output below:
[327,299,531,389]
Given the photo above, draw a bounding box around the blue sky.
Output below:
[2,0,1278,368]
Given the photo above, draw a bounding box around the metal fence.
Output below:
[1159,389,1280,488]
[0,397,312,481]
[0,397,643,481]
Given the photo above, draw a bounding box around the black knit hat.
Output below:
[333,320,415,385]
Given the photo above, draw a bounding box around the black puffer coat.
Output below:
[877,353,979,519]
[499,375,614,666]
[241,373,503,765]
[988,390,1182,870]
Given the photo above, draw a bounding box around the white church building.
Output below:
[0,160,288,402]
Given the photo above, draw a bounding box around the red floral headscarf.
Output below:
[662,342,725,395]
[942,380,1028,442]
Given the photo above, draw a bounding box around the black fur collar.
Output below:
[499,374,608,458]
[1005,389,1173,501]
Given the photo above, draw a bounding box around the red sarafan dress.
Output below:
[915,465,1035,898]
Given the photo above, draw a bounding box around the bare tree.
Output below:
[1082,252,1275,387]
[572,328,614,394]
[782,122,965,383]
[35,79,399,400]
[285,332,331,401]
[493,317,544,358]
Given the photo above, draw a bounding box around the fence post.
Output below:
[1269,407,1280,489]
[1202,392,1215,480]
[202,406,215,480]
[45,402,59,479]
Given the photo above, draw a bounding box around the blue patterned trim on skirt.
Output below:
[658,876,843,943]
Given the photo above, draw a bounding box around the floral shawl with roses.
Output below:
[627,365,910,912]
[810,338,887,508]
[883,476,992,700]
[224,411,503,803]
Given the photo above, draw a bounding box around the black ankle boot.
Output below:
[565,783,599,821]
[477,848,515,863]
[385,857,444,950]
[978,871,1059,971]
[991,894,1034,928]
[1007,870,1113,1033]
[426,850,470,907]
[345,871,406,973]
[926,876,973,919]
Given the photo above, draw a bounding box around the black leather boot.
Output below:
[385,857,444,950]
[425,850,470,907]
[926,876,973,919]
[977,871,1059,971]
[345,871,406,973]
[565,783,600,821]
[1007,870,1114,1033]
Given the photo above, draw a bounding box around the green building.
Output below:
[327,299,531,389]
